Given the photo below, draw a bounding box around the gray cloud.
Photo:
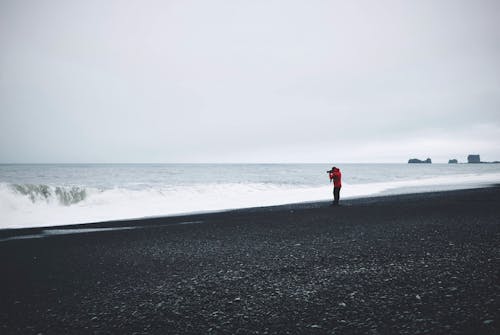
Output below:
[1,0,499,163]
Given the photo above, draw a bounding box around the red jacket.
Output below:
[329,168,342,188]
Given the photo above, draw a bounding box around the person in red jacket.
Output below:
[328,166,342,205]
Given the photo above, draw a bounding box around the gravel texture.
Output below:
[1,187,499,334]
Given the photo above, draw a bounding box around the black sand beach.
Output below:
[1,187,499,334]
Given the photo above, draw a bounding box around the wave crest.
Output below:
[10,184,88,206]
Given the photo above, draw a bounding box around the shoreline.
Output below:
[1,186,499,334]
[2,164,500,231]
[1,184,498,237]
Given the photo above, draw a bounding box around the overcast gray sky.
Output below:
[1,0,499,163]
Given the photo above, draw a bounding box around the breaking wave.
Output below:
[0,182,328,229]
[10,184,88,205]
[1,170,500,229]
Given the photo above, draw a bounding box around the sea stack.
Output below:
[408,158,432,164]
[468,155,480,163]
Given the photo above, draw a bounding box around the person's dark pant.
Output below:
[333,186,341,205]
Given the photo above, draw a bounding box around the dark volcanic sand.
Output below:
[1,187,499,334]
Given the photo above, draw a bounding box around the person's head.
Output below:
[332,166,337,171]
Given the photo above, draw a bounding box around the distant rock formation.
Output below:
[467,155,480,163]
[448,159,458,164]
[408,158,432,164]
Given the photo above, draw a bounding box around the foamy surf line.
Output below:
[0,227,135,242]
[0,220,204,242]
[1,172,500,229]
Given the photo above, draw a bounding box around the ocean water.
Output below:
[1,163,500,229]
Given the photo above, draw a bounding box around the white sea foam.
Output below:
[1,170,500,229]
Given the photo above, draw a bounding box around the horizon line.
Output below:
[0,161,479,165]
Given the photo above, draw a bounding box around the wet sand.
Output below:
[1,187,499,334]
